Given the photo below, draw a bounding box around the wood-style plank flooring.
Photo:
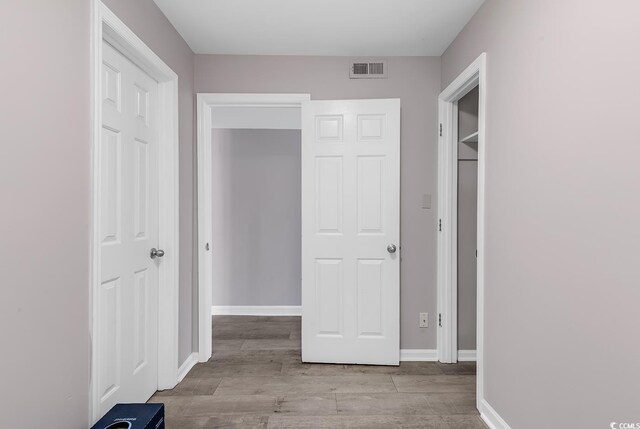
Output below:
[149,316,486,428]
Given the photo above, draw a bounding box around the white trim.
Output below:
[212,306,302,316]
[399,349,475,362]
[176,353,199,383]
[480,399,512,429]
[91,1,180,423]
[200,93,312,108]
[197,93,311,363]
[457,350,477,361]
[437,53,487,412]
[399,349,438,362]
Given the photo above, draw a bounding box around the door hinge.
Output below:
[438,313,442,327]
[439,219,442,232]
[439,123,442,137]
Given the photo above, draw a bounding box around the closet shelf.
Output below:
[459,131,478,143]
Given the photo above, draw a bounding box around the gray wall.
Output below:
[457,89,478,351]
[0,0,90,426]
[101,0,197,366]
[211,129,302,306]
[196,55,441,349]
[442,0,640,426]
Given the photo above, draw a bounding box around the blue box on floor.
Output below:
[91,403,164,429]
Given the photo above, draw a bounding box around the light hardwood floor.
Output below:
[149,316,486,428]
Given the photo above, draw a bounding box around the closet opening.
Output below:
[456,86,479,362]
[436,52,486,411]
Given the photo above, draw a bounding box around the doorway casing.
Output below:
[90,1,180,423]
[196,93,311,362]
[436,53,486,410]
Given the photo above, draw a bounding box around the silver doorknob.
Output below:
[150,248,165,259]
[387,244,397,254]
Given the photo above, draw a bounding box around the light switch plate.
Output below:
[419,312,428,328]
[421,194,431,209]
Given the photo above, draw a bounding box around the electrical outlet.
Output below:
[419,313,428,328]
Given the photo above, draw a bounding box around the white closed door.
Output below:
[302,99,400,365]
[97,41,160,415]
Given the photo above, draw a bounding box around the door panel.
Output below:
[315,157,343,234]
[357,156,384,234]
[99,277,120,401]
[302,99,400,365]
[315,258,344,336]
[98,41,160,415]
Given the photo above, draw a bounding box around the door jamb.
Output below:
[196,93,310,362]
[436,53,486,410]
[91,1,180,423]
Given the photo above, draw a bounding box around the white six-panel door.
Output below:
[98,41,160,414]
[301,99,400,365]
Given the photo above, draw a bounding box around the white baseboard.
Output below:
[400,349,438,361]
[480,399,512,429]
[211,305,302,316]
[458,349,477,361]
[400,349,477,362]
[177,352,198,383]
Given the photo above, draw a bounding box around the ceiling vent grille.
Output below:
[350,60,387,79]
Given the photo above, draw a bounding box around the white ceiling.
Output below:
[152,0,485,56]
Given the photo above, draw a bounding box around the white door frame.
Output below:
[91,1,180,422]
[437,53,486,409]
[196,93,311,362]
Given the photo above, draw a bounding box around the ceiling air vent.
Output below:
[350,60,388,79]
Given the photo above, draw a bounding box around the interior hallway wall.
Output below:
[102,0,197,366]
[441,0,640,426]
[196,55,441,349]
[0,0,90,426]
[211,129,302,306]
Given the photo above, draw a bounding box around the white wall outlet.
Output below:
[419,312,428,328]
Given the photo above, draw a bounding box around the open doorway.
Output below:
[197,94,310,361]
[196,94,310,362]
[437,53,487,413]
[209,112,303,356]
[457,87,479,362]
[438,85,479,364]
